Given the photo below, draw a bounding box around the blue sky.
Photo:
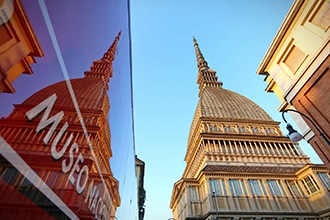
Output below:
[130,1,322,219]
[0,1,323,219]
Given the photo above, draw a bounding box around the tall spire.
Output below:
[193,37,223,96]
[193,37,208,70]
[84,31,121,90]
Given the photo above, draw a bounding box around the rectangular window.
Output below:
[318,172,330,190]
[301,175,320,195]
[286,180,304,197]
[267,180,286,196]
[293,144,305,156]
[2,167,19,185]
[279,143,290,156]
[209,179,227,195]
[189,186,199,202]
[248,179,266,196]
[229,179,247,196]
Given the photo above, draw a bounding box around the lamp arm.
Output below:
[282,109,330,146]
[281,111,288,123]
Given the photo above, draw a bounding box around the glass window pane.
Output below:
[189,186,198,202]
[229,179,246,196]
[318,173,330,190]
[286,180,303,197]
[248,179,266,196]
[267,180,285,196]
[209,179,227,195]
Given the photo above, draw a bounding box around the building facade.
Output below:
[0,1,137,219]
[256,0,330,170]
[0,0,43,94]
[169,38,330,220]
[0,33,121,219]
[136,156,146,220]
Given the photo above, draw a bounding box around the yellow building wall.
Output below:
[259,0,330,102]
[257,0,330,169]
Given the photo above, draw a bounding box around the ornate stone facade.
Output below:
[169,38,330,220]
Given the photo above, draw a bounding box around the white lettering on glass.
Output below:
[25,93,89,196]
[51,122,73,160]
[26,94,64,145]
[76,165,89,194]
[85,180,110,220]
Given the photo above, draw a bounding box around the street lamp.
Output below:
[281,109,330,146]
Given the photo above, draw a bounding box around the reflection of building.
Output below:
[169,38,330,220]
[0,0,43,93]
[257,0,330,170]
[0,32,121,219]
[136,155,146,220]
